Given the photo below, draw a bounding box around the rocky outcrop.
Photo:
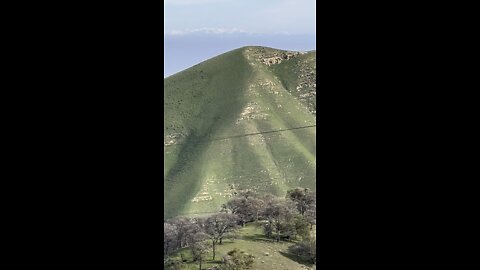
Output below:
[245,47,302,66]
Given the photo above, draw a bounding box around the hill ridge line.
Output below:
[165,46,315,78]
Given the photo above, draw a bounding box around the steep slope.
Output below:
[164,46,316,218]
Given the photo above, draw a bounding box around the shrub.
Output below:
[288,238,316,264]
[221,248,255,269]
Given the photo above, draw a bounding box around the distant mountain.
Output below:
[164,46,316,218]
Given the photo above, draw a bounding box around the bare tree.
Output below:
[190,232,210,270]
[164,222,178,255]
[286,188,315,216]
[204,213,239,261]
[223,197,263,226]
[305,203,316,229]
[169,217,193,249]
[263,198,296,242]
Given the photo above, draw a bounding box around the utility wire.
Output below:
[164,125,316,147]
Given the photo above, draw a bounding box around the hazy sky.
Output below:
[165,0,315,35]
[164,0,316,77]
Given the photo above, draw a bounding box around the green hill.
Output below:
[164,46,316,219]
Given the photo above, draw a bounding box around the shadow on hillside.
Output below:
[241,233,276,243]
[278,251,314,268]
[241,233,298,244]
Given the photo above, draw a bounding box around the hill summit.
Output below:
[164,46,316,218]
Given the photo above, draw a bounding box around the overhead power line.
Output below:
[164,125,316,147]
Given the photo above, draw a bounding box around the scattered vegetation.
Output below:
[164,188,316,269]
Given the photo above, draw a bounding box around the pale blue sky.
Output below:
[165,0,316,35]
[164,0,316,77]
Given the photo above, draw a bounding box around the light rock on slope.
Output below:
[164,46,316,218]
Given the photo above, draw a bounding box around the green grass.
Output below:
[166,223,316,270]
[164,46,316,219]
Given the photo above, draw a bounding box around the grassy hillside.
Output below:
[164,46,316,219]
